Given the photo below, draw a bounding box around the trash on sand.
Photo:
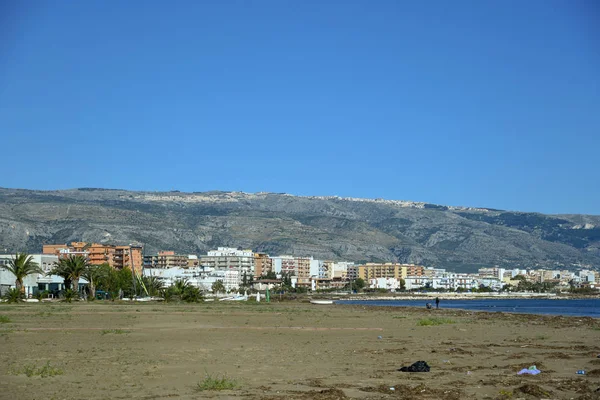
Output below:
[389,387,395,391]
[517,365,541,375]
[377,336,382,339]
[576,370,586,375]
[398,361,430,372]
[466,371,472,376]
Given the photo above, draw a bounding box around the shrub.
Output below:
[181,286,204,303]
[196,373,237,391]
[2,288,24,304]
[61,289,79,303]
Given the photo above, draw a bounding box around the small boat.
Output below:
[219,295,248,301]
[310,299,334,305]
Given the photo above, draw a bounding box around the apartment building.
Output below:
[269,255,317,287]
[199,247,254,288]
[357,263,404,281]
[253,252,272,276]
[405,264,425,277]
[43,242,143,274]
[144,251,190,269]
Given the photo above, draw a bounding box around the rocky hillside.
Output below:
[0,188,599,272]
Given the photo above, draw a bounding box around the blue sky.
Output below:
[1,1,598,215]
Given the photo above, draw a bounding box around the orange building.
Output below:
[253,252,272,276]
[43,242,143,274]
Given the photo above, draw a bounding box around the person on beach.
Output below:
[435,297,440,309]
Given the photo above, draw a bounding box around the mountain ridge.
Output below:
[0,187,598,272]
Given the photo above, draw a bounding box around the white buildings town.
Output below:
[1,244,598,296]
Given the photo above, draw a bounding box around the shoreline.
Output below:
[316,292,600,300]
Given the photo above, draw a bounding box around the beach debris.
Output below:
[576,370,586,375]
[377,336,382,339]
[517,365,541,375]
[398,361,430,372]
[466,371,472,376]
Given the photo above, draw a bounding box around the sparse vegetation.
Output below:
[417,317,455,326]
[195,372,238,391]
[9,361,64,378]
[0,315,11,323]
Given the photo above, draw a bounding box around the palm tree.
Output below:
[50,255,89,292]
[0,253,43,292]
[142,276,164,297]
[172,278,191,295]
[211,280,225,294]
[81,264,107,300]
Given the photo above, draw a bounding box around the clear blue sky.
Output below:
[1,1,598,215]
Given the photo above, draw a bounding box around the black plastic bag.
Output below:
[398,360,430,372]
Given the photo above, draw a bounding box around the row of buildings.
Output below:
[1,242,598,296]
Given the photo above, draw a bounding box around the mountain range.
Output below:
[0,187,598,272]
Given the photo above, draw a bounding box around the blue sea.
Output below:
[336,298,600,318]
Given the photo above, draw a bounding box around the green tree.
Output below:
[81,264,108,300]
[211,280,225,294]
[264,270,277,280]
[96,266,133,300]
[181,285,203,303]
[352,278,366,292]
[171,278,191,295]
[142,276,164,297]
[50,255,89,292]
[0,253,43,292]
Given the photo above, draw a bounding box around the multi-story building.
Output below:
[200,247,254,273]
[357,263,404,281]
[405,264,425,277]
[144,251,190,269]
[43,242,143,274]
[253,252,272,276]
[269,255,316,287]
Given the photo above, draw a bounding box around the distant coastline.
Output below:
[320,292,599,301]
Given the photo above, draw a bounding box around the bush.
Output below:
[181,286,204,303]
[61,289,79,303]
[196,373,237,391]
[35,290,50,302]
[2,288,24,304]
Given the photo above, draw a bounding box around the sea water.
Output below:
[336,298,599,317]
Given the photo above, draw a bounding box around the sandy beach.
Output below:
[1,301,599,400]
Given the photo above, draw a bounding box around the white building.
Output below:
[0,254,63,297]
[200,247,254,286]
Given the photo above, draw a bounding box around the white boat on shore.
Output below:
[219,295,248,301]
[310,300,334,305]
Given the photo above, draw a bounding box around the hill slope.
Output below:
[0,188,598,272]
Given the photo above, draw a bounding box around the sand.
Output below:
[0,301,599,400]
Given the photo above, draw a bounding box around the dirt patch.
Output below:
[586,369,600,377]
[517,384,552,397]
[299,388,348,400]
[360,383,462,400]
